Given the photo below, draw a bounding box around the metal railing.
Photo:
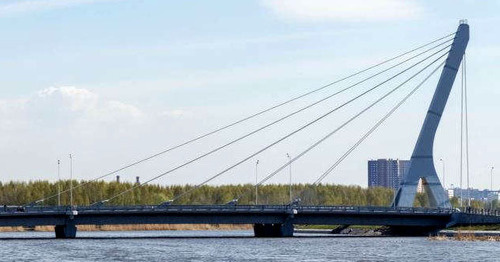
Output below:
[458,207,500,217]
[0,204,469,215]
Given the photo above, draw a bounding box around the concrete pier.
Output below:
[254,222,294,237]
[55,221,77,239]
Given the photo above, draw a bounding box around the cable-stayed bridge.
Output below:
[2,21,500,238]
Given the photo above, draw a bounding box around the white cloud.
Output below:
[0,0,116,17]
[106,100,143,118]
[37,86,98,112]
[161,109,191,119]
[260,0,423,22]
[0,87,143,132]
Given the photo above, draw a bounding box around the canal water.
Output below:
[0,230,498,261]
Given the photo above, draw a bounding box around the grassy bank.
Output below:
[431,231,500,242]
[0,224,252,232]
[451,225,500,231]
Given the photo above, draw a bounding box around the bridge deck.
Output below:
[0,205,498,238]
[0,205,497,227]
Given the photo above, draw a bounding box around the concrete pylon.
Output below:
[393,22,469,208]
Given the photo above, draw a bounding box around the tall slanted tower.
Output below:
[393,21,469,208]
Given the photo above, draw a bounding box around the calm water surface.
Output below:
[0,230,498,261]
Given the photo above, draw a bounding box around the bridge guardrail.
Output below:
[1,204,498,217]
[0,204,464,215]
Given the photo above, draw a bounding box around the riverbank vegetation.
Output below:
[0,180,395,206]
[431,231,500,241]
[0,180,494,210]
[0,224,252,232]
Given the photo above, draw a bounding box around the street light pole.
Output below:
[491,166,495,210]
[439,158,446,189]
[57,160,61,206]
[69,154,73,208]
[491,167,495,191]
[286,153,292,203]
[255,160,259,205]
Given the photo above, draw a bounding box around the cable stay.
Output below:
[33,33,455,206]
[464,53,470,207]
[97,41,450,204]
[98,45,451,205]
[312,61,445,186]
[231,58,447,204]
[152,49,451,205]
[460,52,471,207]
[459,53,465,206]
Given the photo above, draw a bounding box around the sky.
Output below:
[0,0,499,191]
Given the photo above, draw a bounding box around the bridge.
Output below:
[3,21,500,238]
[2,205,500,238]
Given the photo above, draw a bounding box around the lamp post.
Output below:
[57,160,61,206]
[255,160,259,205]
[491,166,495,210]
[491,166,495,191]
[69,154,73,208]
[286,153,292,203]
[439,158,446,188]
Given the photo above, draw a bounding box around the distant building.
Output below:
[368,159,410,190]
[452,188,499,202]
[487,191,499,202]
[447,189,454,198]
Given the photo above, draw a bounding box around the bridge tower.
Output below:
[393,21,469,208]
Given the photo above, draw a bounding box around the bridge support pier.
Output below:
[385,226,441,236]
[55,221,77,239]
[253,221,294,237]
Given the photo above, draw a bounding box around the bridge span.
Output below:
[2,205,499,238]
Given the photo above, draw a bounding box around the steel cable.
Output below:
[167,49,450,204]
[32,33,456,206]
[232,57,447,203]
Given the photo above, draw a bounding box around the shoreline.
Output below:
[2,225,500,240]
[433,230,500,241]
[0,224,253,232]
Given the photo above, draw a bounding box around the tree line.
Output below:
[0,180,494,209]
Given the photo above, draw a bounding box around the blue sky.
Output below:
[0,0,499,192]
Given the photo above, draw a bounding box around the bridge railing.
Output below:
[295,205,456,214]
[459,207,500,217]
[0,204,465,215]
[2,204,499,217]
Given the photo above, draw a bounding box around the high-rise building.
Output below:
[368,159,410,190]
